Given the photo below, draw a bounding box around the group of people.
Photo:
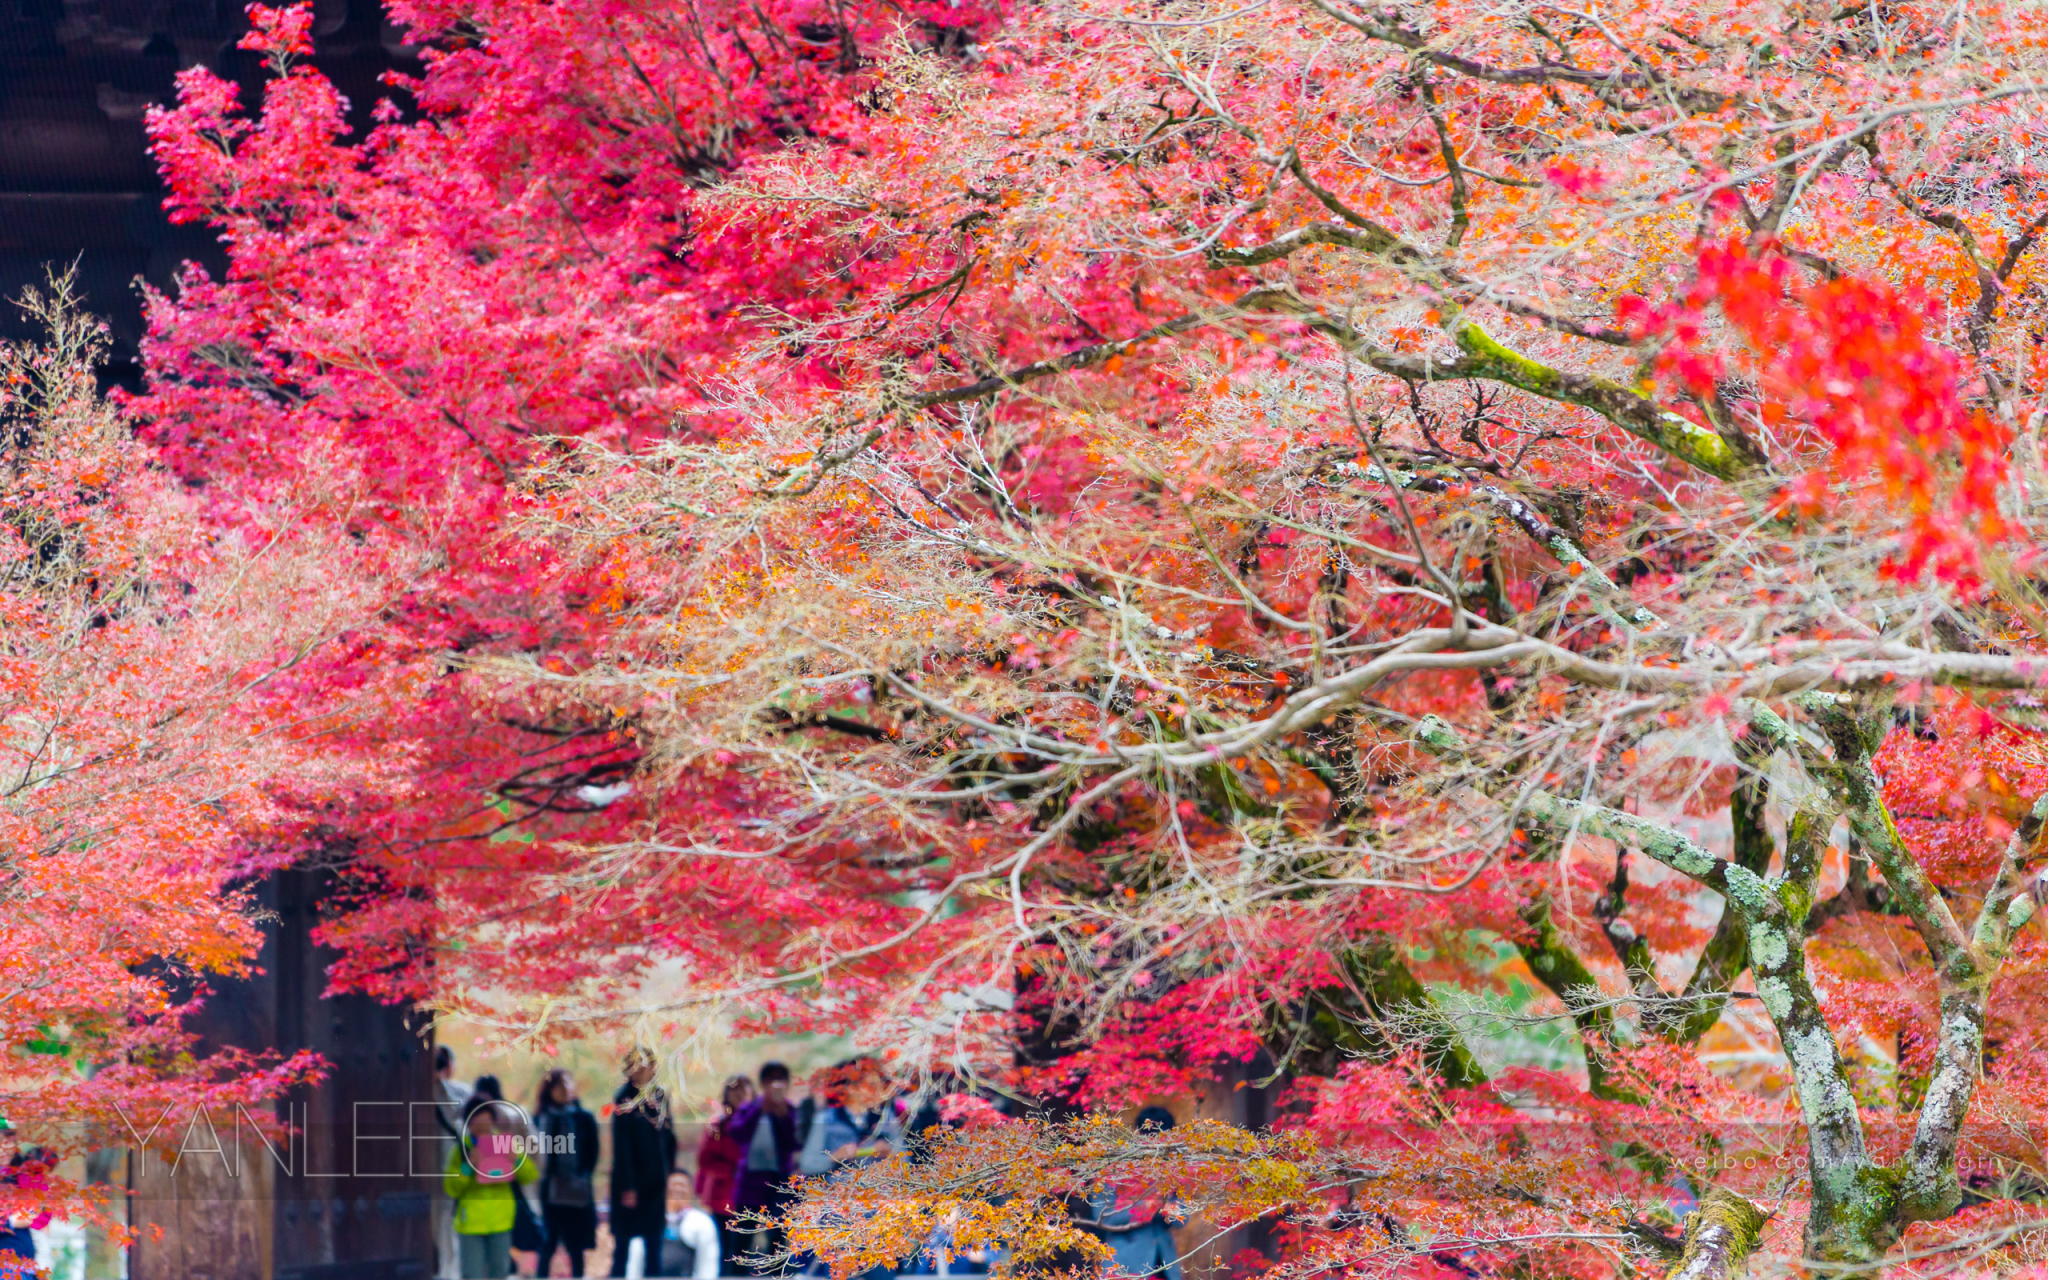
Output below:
[435,1048,1184,1280]
[436,1047,702,1280]
[433,1048,916,1280]
[696,1056,911,1278]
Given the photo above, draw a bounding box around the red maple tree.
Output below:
[0,277,347,1234]
[132,0,2048,1271]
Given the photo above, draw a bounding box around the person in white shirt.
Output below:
[433,1047,475,1280]
[663,1171,721,1279]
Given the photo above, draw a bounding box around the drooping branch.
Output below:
[907,297,1279,408]
[1325,457,1657,629]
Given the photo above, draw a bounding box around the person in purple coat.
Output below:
[722,1062,799,1273]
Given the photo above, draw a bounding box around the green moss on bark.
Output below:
[1672,1188,1770,1280]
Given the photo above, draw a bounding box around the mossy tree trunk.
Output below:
[1411,702,2048,1274]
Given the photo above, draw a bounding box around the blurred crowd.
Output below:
[434,1048,1042,1280]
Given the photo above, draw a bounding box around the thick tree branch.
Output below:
[1256,295,1764,481]
[1414,74,1471,251]
[1806,700,1972,967]
[1282,933,1488,1087]
[1670,1188,1771,1280]
[1514,886,1635,1101]
[912,279,1762,485]
[1671,773,1778,1043]
[1413,712,1874,1258]
[1972,792,2048,959]
[1892,793,2048,1222]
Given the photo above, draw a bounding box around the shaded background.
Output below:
[1,0,412,386]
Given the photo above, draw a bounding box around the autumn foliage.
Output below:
[0,279,341,1230]
[9,0,2045,1270]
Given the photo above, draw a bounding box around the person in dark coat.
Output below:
[722,1061,798,1273]
[535,1068,601,1277]
[610,1047,677,1277]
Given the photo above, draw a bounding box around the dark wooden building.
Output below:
[5,6,435,1276]
[129,871,437,1280]
[2,0,410,379]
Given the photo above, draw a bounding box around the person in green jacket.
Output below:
[444,1096,540,1279]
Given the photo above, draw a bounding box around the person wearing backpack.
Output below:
[444,1096,542,1279]
[433,1049,474,1280]
[470,1075,546,1263]
[795,1057,900,1180]
[535,1069,601,1277]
